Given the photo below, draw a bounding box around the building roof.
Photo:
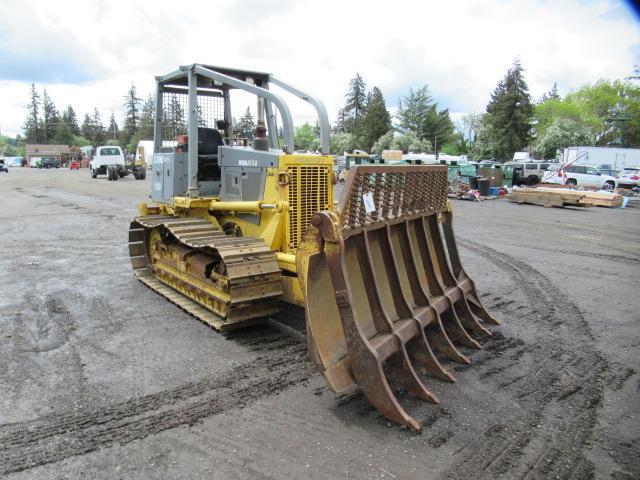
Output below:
[26,144,71,156]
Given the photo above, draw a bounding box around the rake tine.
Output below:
[355,354,422,431]
[359,231,438,404]
[454,296,493,336]
[379,224,464,373]
[426,314,471,365]
[404,216,479,363]
[439,307,481,349]
[390,346,440,404]
[466,294,501,325]
[440,210,500,325]
[407,333,457,382]
[420,215,481,349]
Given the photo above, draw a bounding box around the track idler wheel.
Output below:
[297,164,498,430]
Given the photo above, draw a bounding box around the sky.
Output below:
[0,0,638,138]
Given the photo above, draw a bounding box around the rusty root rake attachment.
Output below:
[297,165,499,430]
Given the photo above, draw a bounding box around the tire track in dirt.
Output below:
[507,243,640,266]
[443,240,608,480]
[0,329,315,475]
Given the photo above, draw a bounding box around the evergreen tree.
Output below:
[540,82,560,102]
[81,109,106,146]
[42,88,60,143]
[23,83,41,143]
[81,114,93,143]
[92,108,106,145]
[61,106,80,136]
[53,122,74,145]
[163,96,187,139]
[396,85,454,153]
[482,59,533,160]
[121,84,141,149]
[106,111,119,144]
[137,95,156,140]
[333,107,349,133]
[235,107,256,140]
[334,74,367,133]
[355,87,392,151]
[344,73,367,131]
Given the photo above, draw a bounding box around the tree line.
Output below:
[16,83,155,155]
[6,63,639,161]
[294,61,640,160]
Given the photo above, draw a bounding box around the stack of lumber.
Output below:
[507,187,623,208]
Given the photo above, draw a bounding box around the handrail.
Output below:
[269,76,331,155]
[190,65,296,154]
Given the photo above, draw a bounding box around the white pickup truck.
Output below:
[90,146,126,181]
[89,145,146,181]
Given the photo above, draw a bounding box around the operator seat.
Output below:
[197,127,224,181]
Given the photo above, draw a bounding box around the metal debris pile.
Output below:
[448,177,480,201]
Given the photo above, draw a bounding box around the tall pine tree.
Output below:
[137,95,155,140]
[82,109,106,146]
[235,107,256,140]
[334,74,367,133]
[483,59,533,160]
[106,111,119,143]
[163,96,187,139]
[396,85,454,153]
[121,84,141,150]
[92,108,105,145]
[42,88,60,143]
[23,83,41,143]
[355,87,392,151]
[61,106,80,136]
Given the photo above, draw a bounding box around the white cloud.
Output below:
[0,0,638,137]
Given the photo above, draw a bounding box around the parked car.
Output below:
[69,160,79,170]
[545,164,617,190]
[506,161,553,185]
[38,157,61,169]
[478,159,498,167]
[0,160,8,173]
[617,166,640,188]
[595,164,619,178]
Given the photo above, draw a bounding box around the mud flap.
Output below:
[297,165,499,430]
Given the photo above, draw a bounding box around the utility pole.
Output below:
[0,125,4,158]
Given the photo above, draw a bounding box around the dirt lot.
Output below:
[0,167,638,480]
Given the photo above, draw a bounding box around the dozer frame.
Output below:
[129,64,499,429]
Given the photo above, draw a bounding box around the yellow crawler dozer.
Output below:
[129,64,499,430]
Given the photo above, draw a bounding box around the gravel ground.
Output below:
[0,168,638,480]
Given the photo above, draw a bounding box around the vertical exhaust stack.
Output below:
[254,97,270,152]
[296,164,500,430]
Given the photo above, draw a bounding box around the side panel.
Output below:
[219,146,278,202]
[151,154,165,201]
[221,167,266,202]
[151,153,187,202]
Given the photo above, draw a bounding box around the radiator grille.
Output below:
[286,165,330,250]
